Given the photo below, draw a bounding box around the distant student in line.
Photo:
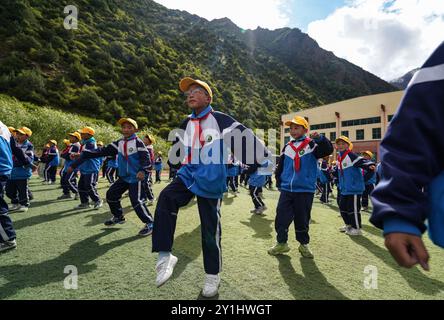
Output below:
[68,119,154,236]
[6,127,34,212]
[335,136,375,236]
[269,116,333,258]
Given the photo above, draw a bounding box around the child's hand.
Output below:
[310,132,320,139]
[137,171,145,181]
[369,165,376,171]
[385,233,430,271]
[70,153,80,160]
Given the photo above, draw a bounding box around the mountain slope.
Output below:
[0,0,396,136]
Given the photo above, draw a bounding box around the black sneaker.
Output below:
[57,194,73,200]
[104,216,126,226]
[138,223,154,237]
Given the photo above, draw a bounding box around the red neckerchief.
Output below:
[337,150,351,175]
[184,112,212,165]
[123,136,137,162]
[288,137,311,172]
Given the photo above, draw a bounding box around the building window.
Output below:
[341,116,381,127]
[372,128,382,139]
[388,115,394,122]
[341,131,349,137]
[356,129,364,140]
[284,128,290,134]
[310,122,336,130]
[330,132,336,141]
[284,136,291,144]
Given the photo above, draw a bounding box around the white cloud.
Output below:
[153,0,290,30]
[307,0,444,80]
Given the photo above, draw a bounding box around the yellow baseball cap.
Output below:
[335,136,353,150]
[146,133,156,144]
[97,141,104,147]
[179,77,213,103]
[15,127,33,137]
[363,151,374,158]
[63,139,71,146]
[68,132,81,141]
[49,139,58,146]
[8,126,15,133]
[79,127,95,136]
[118,118,138,129]
[285,116,309,130]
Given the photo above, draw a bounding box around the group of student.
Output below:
[1,40,443,298]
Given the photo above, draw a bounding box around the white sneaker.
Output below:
[346,227,362,236]
[17,206,29,212]
[9,204,20,212]
[202,274,220,298]
[155,254,178,287]
[0,239,17,252]
[339,225,351,233]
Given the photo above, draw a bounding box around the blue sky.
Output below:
[282,0,347,31]
[153,0,444,80]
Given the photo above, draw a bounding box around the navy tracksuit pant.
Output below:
[249,186,265,209]
[339,194,362,229]
[143,172,155,201]
[320,182,332,203]
[78,172,100,204]
[361,184,375,208]
[44,164,57,183]
[275,191,314,245]
[152,178,222,275]
[6,179,29,206]
[0,176,16,242]
[105,167,117,184]
[106,178,153,224]
[61,170,78,195]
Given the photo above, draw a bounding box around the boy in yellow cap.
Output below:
[68,127,103,210]
[152,77,269,297]
[58,132,81,200]
[268,116,333,258]
[42,140,60,185]
[335,137,376,235]
[6,127,34,212]
[68,118,154,236]
[361,151,376,211]
[154,151,163,184]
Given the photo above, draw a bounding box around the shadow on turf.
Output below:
[12,207,97,230]
[0,229,141,299]
[171,226,202,280]
[240,215,273,239]
[277,255,349,300]
[349,236,444,295]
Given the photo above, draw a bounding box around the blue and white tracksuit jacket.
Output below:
[47,146,60,167]
[11,140,34,180]
[336,151,374,196]
[370,42,444,246]
[169,105,269,199]
[275,135,333,193]
[61,143,81,173]
[76,138,101,174]
[73,134,151,184]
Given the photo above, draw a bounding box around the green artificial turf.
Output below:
[1,175,444,300]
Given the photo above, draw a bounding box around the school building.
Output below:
[280,90,405,162]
